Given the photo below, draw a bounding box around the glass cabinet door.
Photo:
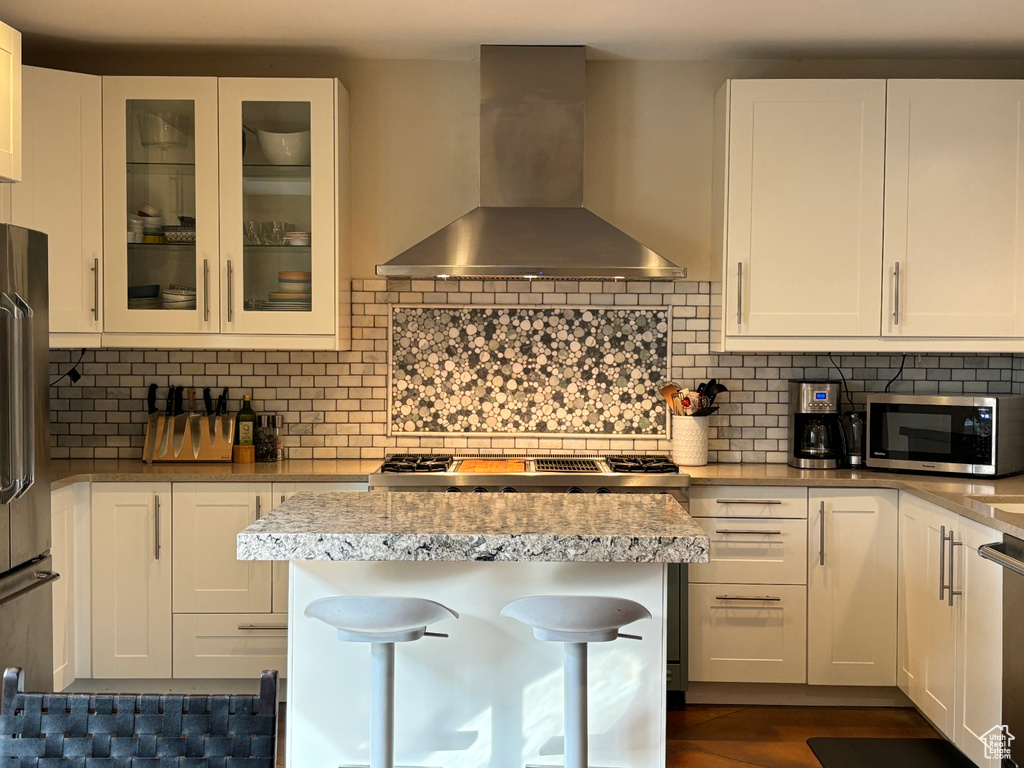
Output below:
[103,77,219,335]
[219,79,337,337]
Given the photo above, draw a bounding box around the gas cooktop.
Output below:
[371,454,688,493]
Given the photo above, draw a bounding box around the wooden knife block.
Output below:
[144,415,235,463]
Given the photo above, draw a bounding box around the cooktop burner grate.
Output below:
[380,454,454,473]
[533,458,602,473]
[605,455,679,474]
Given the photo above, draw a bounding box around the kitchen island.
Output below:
[238,491,708,768]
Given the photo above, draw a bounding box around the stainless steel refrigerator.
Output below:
[0,223,55,692]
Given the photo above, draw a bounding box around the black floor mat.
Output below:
[807,737,977,768]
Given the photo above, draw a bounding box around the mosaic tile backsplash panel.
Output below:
[390,306,668,435]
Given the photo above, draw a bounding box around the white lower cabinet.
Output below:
[689,583,808,683]
[807,489,898,687]
[898,492,1002,766]
[172,613,288,679]
[91,483,172,678]
[689,486,809,683]
[50,487,75,690]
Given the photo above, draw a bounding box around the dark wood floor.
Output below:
[667,704,942,767]
[276,702,941,767]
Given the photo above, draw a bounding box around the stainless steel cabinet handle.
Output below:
[939,525,948,601]
[819,500,826,566]
[736,262,743,326]
[948,534,963,606]
[256,496,262,520]
[281,495,286,505]
[715,594,782,602]
[227,259,234,322]
[979,542,1024,577]
[0,293,24,505]
[716,499,783,505]
[0,570,61,608]
[155,495,162,560]
[237,624,287,631]
[11,295,33,497]
[91,257,99,321]
[715,529,783,535]
[203,258,210,322]
[893,261,901,326]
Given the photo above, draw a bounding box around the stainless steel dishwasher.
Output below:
[979,534,1024,768]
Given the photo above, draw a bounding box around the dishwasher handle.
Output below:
[978,542,1024,577]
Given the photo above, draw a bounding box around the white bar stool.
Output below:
[305,596,459,768]
[501,595,651,768]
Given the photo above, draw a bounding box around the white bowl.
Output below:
[256,129,311,165]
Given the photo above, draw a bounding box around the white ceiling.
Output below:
[5,0,1024,60]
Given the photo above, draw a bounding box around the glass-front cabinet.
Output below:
[102,76,345,346]
[103,77,219,334]
[218,79,337,336]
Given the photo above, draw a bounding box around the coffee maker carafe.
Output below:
[788,380,843,469]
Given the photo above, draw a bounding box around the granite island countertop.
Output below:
[237,491,709,563]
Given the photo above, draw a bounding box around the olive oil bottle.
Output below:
[236,394,257,446]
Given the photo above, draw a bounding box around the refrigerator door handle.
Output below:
[0,292,24,505]
[10,293,34,497]
[0,570,60,608]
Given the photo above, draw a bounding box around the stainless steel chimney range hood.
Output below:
[376,46,687,280]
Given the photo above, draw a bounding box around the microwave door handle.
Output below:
[10,294,33,496]
[0,293,23,504]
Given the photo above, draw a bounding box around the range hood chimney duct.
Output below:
[376,45,687,280]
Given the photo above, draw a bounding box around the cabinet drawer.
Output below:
[691,486,808,519]
[172,613,287,679]
[689,517,807,585]
[689,583,807,684]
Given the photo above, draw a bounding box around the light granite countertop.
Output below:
[49,458,380,490]
[52,458,1024,540]
[236,491,710,563]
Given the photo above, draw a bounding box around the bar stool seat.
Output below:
[502,595,651,768]
[305,595,458,642]
[305,596,458,768]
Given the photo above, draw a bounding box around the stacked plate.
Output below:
[162,287,197,310]
[269,271,311,310]
[128,296,162,310]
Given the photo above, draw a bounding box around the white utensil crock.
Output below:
[672,415,709,466]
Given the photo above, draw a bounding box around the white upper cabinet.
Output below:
[102,77,221,336]
[100,75,350,349]
[721,79,885,339]
[0,19,21,183]
[715,77,1024,352]
[12,67,103,345]
[883,79,1024,339]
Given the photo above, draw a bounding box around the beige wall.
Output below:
[24,44,1024,280]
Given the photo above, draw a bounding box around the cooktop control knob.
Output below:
[595,487,612,494]
[500,487,518,494]
[444,487,461,493]
[472,487,489,493]
[566,487,584,494]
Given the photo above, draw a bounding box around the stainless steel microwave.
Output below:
[866,394,1024,477]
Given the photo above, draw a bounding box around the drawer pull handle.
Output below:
[715,529,782,535]
[715,499,783,505]
[715,594,782,602]
[237,624,288,631]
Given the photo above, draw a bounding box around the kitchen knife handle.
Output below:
[227,259,234,322]
[203,387,213,415]
[154,494,162,560]
[148,383,158,414]
[91,257,99,321]
[939,525,948,601]
[892,261,901,326]
[173,386,183,416]
[187,388,196,414]
[948,534,962,606]
[203,258,210,323]
[736,261,743,327]
[818,500,825,567]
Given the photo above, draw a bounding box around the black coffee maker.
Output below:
[788,380,845,469]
